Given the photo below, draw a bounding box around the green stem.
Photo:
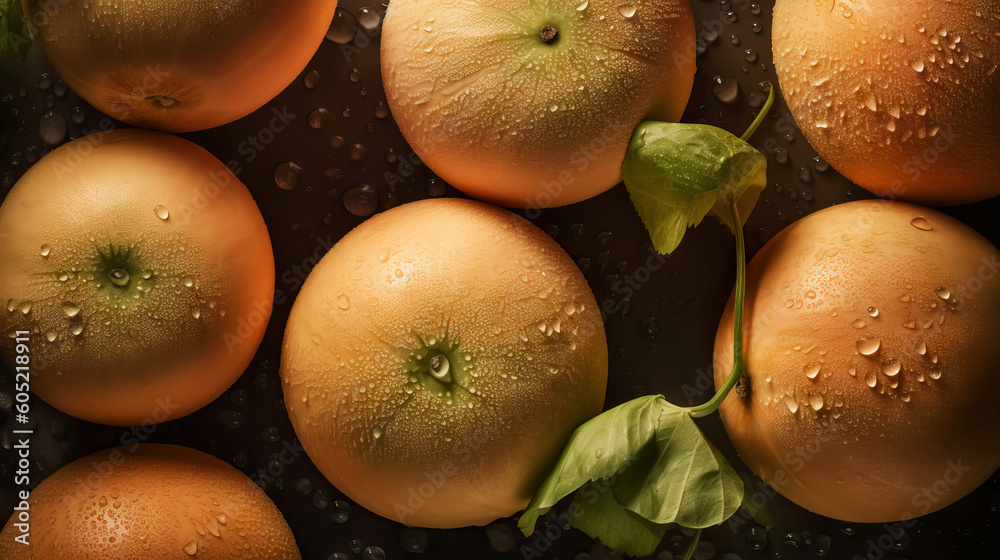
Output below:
[681,528,703,560]
[686,201,746,419]
[740,82,775,142]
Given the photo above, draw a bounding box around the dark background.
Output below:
[1,1,998,559]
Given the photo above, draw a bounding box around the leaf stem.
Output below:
[681,528,703,560]
[686,201,746,419]
[740,82,775,142]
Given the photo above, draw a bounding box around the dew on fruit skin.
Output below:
[856,337,881,356]
[183,541,198,556]
[70,324,84,336]
[867,306,879,317]
[935,287,951,300]
[804,363,821,379]
[108,269,130,288]
[275,161,303,190]
[865,370,878,388]
[62,302,80,317]
[902,320,916,329]
[848,366,857,377]
[309,108,330,129]
[326,8,357,43]
[851,319,866,329]
[783,395,799,414]
[337,294,351,310]
[576,0,588,10]
[154,205,169,220]
[39,110,67,146]
[808,393,824,411]
[429,353,451,381]
[182,276,194,288]
[191,309,201,319]
[929,366,942,380]
[40,244,51,257]
[916,341,927,355]
[618,4,636,18]
[881,360,901,376]
[372,427,382,440]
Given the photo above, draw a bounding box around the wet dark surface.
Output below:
[1,1,999,559]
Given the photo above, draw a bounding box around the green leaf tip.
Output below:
[517,396,744,558]
[621,122,767,255]
[1,0,32,59]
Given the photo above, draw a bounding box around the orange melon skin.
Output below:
[773,0,1000,205]
[715,200,1000,522]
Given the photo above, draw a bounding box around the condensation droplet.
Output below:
[62,302,80,317]
[857,337,881,356]
[357,7,382,33]
[303,70,320,89]
[852,319,866,329]
[783,395,799,414]
[929,366,942,380]
[326,8,358,44]
[804,363,821,379]
[309,108,331,129]
[867,306,879,317]
[183,541,198,556]
[275,162,303,190]
[865,370,878,388]
[337,294,351,310]
[935,287,951,300]
[808,393,824,411]
[618,4,636,18]
[343,184,379,216]
[712,76,740,103]
[916,341,927,355]
[40,244,51,257]
[39,111,68,146]
[154,205,169,220]
[881,360,901,376]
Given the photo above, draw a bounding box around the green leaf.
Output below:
[571,481,670,558]
[1,0,32,59]
[609,401,743,528]
[518,396,745,558]
[517,395,663,536]
[621,122,767,254]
